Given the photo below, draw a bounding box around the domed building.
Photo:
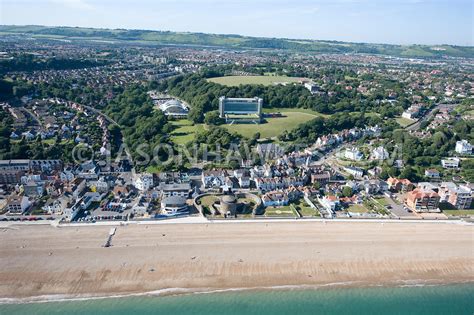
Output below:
[159,99,189,118]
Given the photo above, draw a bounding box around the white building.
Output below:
[42,197,69,215]
[202,170,226,188]
[401,105,422,119]
[159,99,189,118]
[441,157,460,169]
[345,148,363,161]
[455,140,472,155]
[6,196,30,214]
[371,146,389,160]
[80,192,101,210]
[261,190,289,207]
[161,196,188,215]
[344,166,364,178]
[318,195,340,213]
[438,182,472,210]
[135,173,154,191]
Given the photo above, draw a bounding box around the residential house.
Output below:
[387,177,414,192]
[42,196,70,215]
[161,196,188,215]
[5,195,30,214]
[424,169,440,179]
[319,195,340,213]
[455,140,472,155]
[344,166,364,178]
[345,147,363,161]
[261,190,289,207]
[202,170,227,188]
[159,183,191,198]
[371,146,389,160]
[134,173,154,191]
[441,157,460,169]
[80,192,101,210]
[311,171,331,185]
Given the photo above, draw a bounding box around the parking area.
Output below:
[384,195,416,218]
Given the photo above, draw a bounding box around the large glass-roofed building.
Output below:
[218,96,263,124]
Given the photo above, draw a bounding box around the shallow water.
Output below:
[1,284,473,315]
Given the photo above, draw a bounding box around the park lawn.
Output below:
[442,209,474,217]
[263,107,331,118]
[395,117,415,127]
[264,205,298,217]
[170,119,205,145]
[207,75,303,87]
[223,112,316,139]
[199,195,219,207]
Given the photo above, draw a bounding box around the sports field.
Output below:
[223,111,317,139]
[207,75,303,87]
[169,108,325,142]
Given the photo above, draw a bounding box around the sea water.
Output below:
[0,284,473,315]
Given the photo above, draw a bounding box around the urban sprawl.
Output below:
[0,28,473,224]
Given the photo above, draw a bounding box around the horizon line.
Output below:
[2,23,473,48]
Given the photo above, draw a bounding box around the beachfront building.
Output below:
[159,183,191,198]
[405,188,440,213]
[319,195,340,212]
[5,195,30,214]
[438,182,472,209]
[261,190,289,207]
[160,196,188,215]
[455,140,472,155]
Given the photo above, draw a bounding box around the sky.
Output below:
[0,0,473,46]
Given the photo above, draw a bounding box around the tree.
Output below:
[342,186,353,197]
[204,111,224,125]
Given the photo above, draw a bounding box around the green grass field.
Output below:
[293,199,319,217]
[223,112,317,139]
[170,119,205,145]
[395,117,415,127]
[442,209,474,216]
[262,107,330,118]
[169,109,325,143]
[346,204,369,213]
[207,75,303,87]
[264,205,298,217]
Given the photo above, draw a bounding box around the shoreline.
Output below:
[1,221,472,302]
[1,280,473,305]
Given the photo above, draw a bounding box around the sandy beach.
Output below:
[0,221,472,300]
